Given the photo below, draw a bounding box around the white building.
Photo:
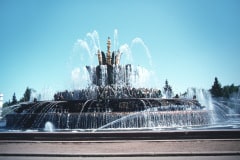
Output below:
[0,93,3,107]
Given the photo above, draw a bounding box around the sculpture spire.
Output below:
[107,37,111,65]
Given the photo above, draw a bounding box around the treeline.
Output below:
[161,78,240,99]
[210,77,239,98]
[2,78,239,107]
[3,87,32,108]
[159,77,239,99]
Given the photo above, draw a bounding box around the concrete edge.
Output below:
[1,130,240,141]
[0,152,240,157]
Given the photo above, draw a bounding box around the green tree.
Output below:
[222,86,230,98]
[3,101,10,108]
[222,84,239,98]
[210,77,223,97]
[11,93,17,105]
[20,87,32,102]
[24,87,31,101]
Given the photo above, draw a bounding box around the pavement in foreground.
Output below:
[0,130,240,159]
[0,139,240,160]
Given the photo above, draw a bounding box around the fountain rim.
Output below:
[0,129,240,141]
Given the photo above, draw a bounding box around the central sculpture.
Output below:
[5,37,211,131]
[87,37,131,87]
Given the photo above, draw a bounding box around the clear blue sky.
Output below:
[1,0,240,102]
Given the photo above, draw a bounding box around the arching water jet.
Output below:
[2,34,218,131]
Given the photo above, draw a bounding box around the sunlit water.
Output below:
[0,97,239,132]
[1,31,239,132]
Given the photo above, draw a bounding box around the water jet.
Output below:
[1,35,238,132]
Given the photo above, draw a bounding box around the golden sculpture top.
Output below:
[107,37,111,65]
[97,37,122,66]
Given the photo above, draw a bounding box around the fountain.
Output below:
[0,36,230,132]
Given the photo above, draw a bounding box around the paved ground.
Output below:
[1,130,240,159]
[0,139,239,158]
